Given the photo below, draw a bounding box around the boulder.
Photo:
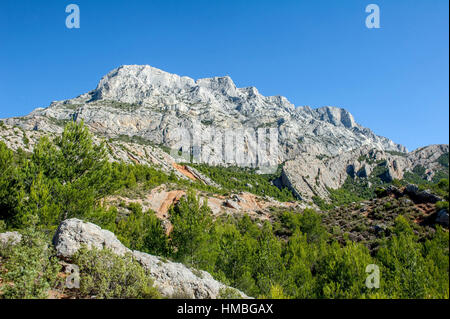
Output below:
[404,184,442,203]
[386,185,402,197]
[133,251,237,299]
[405,184,419,194]
[435,209,449,227]
[53,218,131,259]
[224,199,240,210]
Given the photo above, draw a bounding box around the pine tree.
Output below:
[170,192,213,267]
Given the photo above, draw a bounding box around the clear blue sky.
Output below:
[0,0,448,151]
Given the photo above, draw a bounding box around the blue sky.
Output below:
[0,0,448,151]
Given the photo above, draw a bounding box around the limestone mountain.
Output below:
[3,65,405,160]
[1,64,448,200]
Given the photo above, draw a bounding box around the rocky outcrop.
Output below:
[53,218,249,299]
[184,165,221,188]
[53,219,131,259]
[224,199,240,210]
[281,145,449,201]
[404,184,443,204]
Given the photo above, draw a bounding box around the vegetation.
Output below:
[72,246,160,299]
[437,153,449,168]
[94,100,141,112]
[188,164,296,202]
[0,122,448,299]
[0,228,61,299]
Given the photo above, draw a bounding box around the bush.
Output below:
[72,246,160,299]
[0,228,61,299]
[436,201,449,211]
[218,287,243,299]
[188,164,296,202]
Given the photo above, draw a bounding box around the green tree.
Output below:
[17,172,60,229]
[298,209,328,243]
[253,221,284,295]
[0,142,22,225]
[30,121,112,221]
[284,230,319,298]
[72,246,160,299]
[376,216,432,298]
[170,192,214,267]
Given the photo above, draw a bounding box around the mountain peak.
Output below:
[3,64,407,160]
[315,106,357,129]
[93,65,195,103]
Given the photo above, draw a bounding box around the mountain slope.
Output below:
[1,65,447,201]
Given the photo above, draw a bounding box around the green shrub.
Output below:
[436,201,449,211]
[0,228,61,299]
[72,246,160,299]
[218,287,243,299]
[188,164,296,202]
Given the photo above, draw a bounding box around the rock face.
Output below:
[53,218,249,299]
[3,65,405,167]
[53,219,131,259]
[404,184,443,204]
[282,145,449,200]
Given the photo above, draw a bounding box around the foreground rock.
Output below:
[53,218,249,299]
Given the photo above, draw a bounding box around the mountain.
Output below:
[1,64,448,200]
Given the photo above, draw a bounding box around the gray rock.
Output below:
[386,185,402,197]
[184,165,221,188]
[232,194,246,203]
[436,209,449,227]
[405,184,419,194]
[224,200,240,210]
[404,184,442,203]
[53,218,131,259]
[53,218,250,299]
[3,64,406,167]
[133,251,246,299]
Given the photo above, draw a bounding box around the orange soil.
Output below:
[172,163,198,181]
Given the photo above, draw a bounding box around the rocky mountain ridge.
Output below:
[3,65,405,161]
[1,65,448,201]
